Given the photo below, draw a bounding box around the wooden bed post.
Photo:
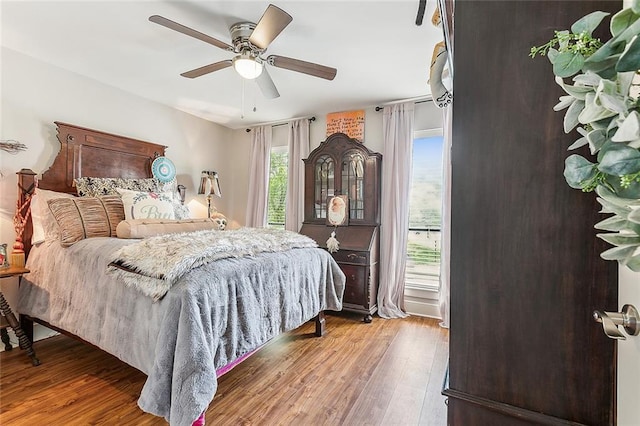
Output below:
[314,311,325,337]
[16,169,37,342]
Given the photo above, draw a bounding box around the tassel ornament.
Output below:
[326,230,340,253]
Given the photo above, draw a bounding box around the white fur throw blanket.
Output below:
[108,227,318,300]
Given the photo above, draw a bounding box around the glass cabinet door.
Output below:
[314,155,334,219]
[341,151,365,220]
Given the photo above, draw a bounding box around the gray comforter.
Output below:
[18,235,345,425]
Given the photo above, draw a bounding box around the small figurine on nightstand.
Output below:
[0,243,8,269]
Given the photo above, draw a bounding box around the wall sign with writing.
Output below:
[326,110,365,142]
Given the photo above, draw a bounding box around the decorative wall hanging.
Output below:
[151,156,177,183]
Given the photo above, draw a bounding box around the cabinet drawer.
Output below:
[332,250,369,265]
[341,264,367,306]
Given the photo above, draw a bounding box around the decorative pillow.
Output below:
[74,177,162,197]
[116,188,176,220]
[75,177,190,220]
[31,188,77,245]
[173,203,191,220]
[47,195,124,247]
[116,217,227,239]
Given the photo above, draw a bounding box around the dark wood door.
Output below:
[446,1,619,424]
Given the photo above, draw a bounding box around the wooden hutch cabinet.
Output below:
[299,133,382,322]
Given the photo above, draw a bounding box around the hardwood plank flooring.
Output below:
[0,312,448,425]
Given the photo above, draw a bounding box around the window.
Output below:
[267,146,288,229]
[406,129,444,289]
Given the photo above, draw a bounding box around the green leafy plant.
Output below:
[532,1,640,271]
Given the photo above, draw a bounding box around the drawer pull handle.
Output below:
[347,253,366,261]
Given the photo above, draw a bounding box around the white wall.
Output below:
[0,47,233,343]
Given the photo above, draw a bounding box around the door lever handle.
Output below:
[593,304,639,340]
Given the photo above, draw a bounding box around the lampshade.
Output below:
[198,171,222,197]
[233,54,263,80]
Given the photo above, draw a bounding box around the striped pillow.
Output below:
[47,195,124,247]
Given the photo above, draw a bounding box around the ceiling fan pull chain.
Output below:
[241,78,245,119]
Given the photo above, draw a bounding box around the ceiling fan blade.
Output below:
[256,67,280,99]
[249,4,293,50]
[181,60,233,78]
[266,55,337,81]
[149,15,233,51]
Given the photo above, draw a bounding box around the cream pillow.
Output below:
[31,188,77,244]
[47,195,124,247]
[116,188,176,220]
[116,217,227,239]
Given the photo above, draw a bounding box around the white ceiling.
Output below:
[1,1,442,129]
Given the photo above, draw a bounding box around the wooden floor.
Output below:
[0,312,448,425]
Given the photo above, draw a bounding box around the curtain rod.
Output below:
[245,116,316,132]
[374,96,433,112]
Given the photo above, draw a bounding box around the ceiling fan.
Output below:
[149,4,337,99]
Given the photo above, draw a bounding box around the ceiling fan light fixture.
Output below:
[233,54,263,79]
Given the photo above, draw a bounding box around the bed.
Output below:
[15,122,345,426]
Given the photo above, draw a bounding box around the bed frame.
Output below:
[18,121,326,344]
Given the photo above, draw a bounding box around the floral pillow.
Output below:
[116,188,176,220]
[74,177,162,197]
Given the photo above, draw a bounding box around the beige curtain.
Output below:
[285,119,310,232]
[438,105,452,328]
[378,102,414,318]
[245,125,272,227]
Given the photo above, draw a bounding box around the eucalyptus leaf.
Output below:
[595,215,631,231]
[555,76,593,100]
[564,99,585,132]
[572,11,610,35]
[598,197,633,216]
[597,93,627,114]
[617,35,640,72]
[596,184,635,205]
[611,7,640,37]
[587,128,607,154]
[586,36,626,64]
[597,140,622,162]
[600,244,637,261]
[616,15,640,44]
[597,233,640,245]
[598,145,640,175]
[553,52,585,78]
[582,55,621,74]
[633,0,640,15]
[629,208,640,224]
[548,48,559,64]
[554,95,575,111]
[606,177,640,199]
[568,136,588,150]
[564,154,596,189]
[618,71,635,95]
[558,30,570,51]
[573,70,602,87]
[578,92,618,123]
[612,111,640,142]
[625,253,640,271]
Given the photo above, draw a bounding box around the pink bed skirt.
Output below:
[192,346,261,425]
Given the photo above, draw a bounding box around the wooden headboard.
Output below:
[18,121,167,256]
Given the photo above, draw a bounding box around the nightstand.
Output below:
[0,266,40,366]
